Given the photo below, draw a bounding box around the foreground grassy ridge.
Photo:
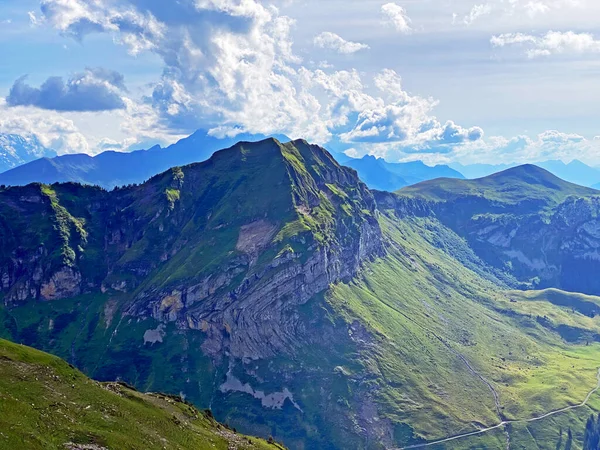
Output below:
[327,213,600,445]
[0,339,282,450]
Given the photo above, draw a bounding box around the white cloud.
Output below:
[453,0,585,26]
[313,32,369,54]
[37,0,480,150]
[25,0,598,166]
[381,3,412,34]
[7,68,127,112]
[492,30,600,57]
[338,69,484,149]
[0,98,90,154]
[462,4,492,25]
[524,1,551,17]
[417,130,597,166]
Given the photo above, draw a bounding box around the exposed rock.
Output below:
[236,220,278,263]
[220,367,302,411]
[40,267,82,301]
[64,444,109,450]
[143,324,166,344]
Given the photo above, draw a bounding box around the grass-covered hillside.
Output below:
[396,165,600,294]
[399,164,597,208]
[2,141,600,449]
[0,138,380,306]
[325,212,600,447]
[0,338,283,450]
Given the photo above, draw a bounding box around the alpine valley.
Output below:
[2,137,600,450]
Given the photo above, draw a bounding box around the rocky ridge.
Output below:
[0,138,384,360]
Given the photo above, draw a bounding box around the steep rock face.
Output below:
[0,183,98,304]
[130,139,385,359]
[39,266,82,300]
[0,139,384,360]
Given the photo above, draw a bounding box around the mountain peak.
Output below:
[487,164,574,189]
[399,162,596,207]
[490,163,553,178]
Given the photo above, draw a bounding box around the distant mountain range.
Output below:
[2,129,600,193]
[343,155,464,191]
[0,133,57,173]
[451,159,600,187]
[0,130,289,189]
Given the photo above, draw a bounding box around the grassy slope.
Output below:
[0,338,282,450]
[399,164,596,207]
[326,213,600,446]
[3,153,600,449]
[396,164,600,294]
[2,216,600,449]
[0,138,374,301]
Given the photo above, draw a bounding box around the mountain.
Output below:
[537,160,600,187]
[0,133,57,172]
[0,141,600,449]
[343,155,409,190]
[343,154,464,191]
[452,160,600,187]
[0,338,282,450]
[0,129,290,189]
[398,164,600,292]
[449,162,515,179]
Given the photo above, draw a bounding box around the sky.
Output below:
[0,0,599,165]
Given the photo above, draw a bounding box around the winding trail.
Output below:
[435,336,503,419]
[400,367,600,449]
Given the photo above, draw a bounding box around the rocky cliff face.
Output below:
[390,168,600,294]
[0,139,385,361]
[130,139,385,360]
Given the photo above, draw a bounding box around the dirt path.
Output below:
[400,368,600,449]
[434,336,503,419]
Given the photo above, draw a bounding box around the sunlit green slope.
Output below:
[0,338,283,450]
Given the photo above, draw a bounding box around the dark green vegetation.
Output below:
[584,413,600,449]
[1,139,600,449]
[0,338,282,450]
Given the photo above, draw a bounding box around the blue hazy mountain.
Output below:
[452,160,600,187]
[344,155,464,191]
[449,162,515,179]
[0,133,57,173]
[536,160,600,187]
[0,130,290,188]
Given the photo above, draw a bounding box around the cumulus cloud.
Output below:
[6,68,127,112]
[0,98,90,154]
[313,32,369,54]
[339,70,484,150]
[491,30,600,57]
[38,0,325,137]
[524,1,551,17]
[381,3,412,34]
[431,130,598,167]
[453,0,585,26]
[34,0,484,157]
